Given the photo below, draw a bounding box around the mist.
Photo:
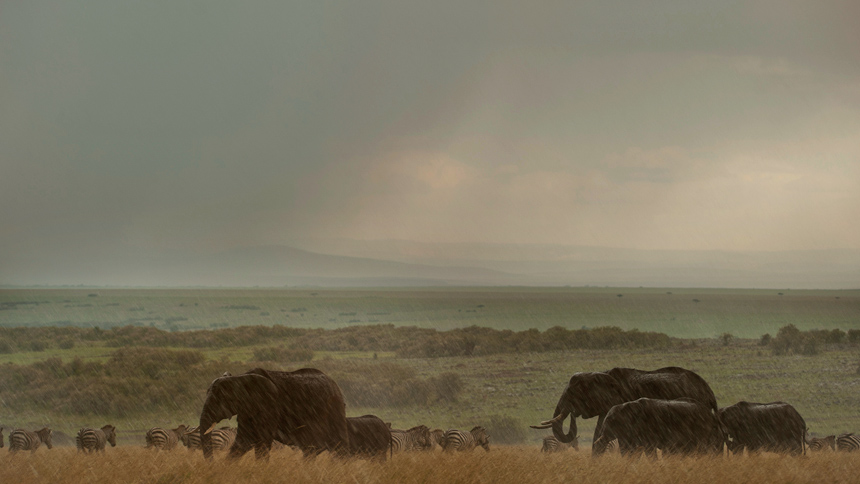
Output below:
[2,1,858,287]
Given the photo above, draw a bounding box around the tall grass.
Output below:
[2,446,858,484]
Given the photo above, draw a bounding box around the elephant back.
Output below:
[611,367,717,412]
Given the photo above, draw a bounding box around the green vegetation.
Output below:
[2,287,858,338]
[0,324,674,361]
[1,288,859,447]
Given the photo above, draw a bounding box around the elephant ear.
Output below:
[578,373,627,418]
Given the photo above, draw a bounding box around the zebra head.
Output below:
[36,427,53,450]
[102,425,117,447]
[471,426,490,451]
[807,435,836,451]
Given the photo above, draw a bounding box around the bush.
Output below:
[759,333,772,346]
[59,339,75,350]
[30,341,48,352]
[826,329,846,344]
[0,341,13,353]
[251,346,314,363]
[486,414,526,444]
[772,324,803,355]
[430,372,463,402]
[848,329,860,344]
[720,333,734,346]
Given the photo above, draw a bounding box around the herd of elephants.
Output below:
[4,365,859,459]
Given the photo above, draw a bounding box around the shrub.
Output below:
[720,333,734,346]
[251,346,314,363]
[430,372,463,402]
[0,341,13,353]
[486,414,526,444]
[759,333,772,346]
[826,329,846,344]
[772,324,803,355]
[30,341,48,352]
[59,339,75,349]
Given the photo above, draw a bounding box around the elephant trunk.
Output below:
[551,402,577,444]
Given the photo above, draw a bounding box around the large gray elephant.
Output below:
[718,401,806,455]
[592,398,725,457]
[532,367,718,445]
[199,367,349,460]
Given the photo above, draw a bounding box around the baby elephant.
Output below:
[592,398,725,458]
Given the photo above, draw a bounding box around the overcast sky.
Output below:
[2,0,859,275]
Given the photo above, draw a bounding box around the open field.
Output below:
[2,446,860,484]
[2,287,858,338]
[2,342,859,443]
[2,286,860,483]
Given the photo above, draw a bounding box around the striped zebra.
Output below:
[441,426,490,452]
[603,439,619,453]
[837,433,860,452]
[8,427,53,453]
[428,428,445,450]
[807,435,836,451]
[541,435,578,452]
[182,426,237,452]
[390,425,431,452]
[76,425,117,453]
[145,425,187,451]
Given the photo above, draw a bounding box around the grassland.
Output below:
[2,342,859,444]
[2,446,860,484]
[2,287,858,338]
[2,287,859,483]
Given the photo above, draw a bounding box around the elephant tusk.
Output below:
[540,414,566,426]
[203,422,218,435]
[530,423,553,429]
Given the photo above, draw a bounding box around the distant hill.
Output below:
[2,239,859,288]
[284,239,860,289]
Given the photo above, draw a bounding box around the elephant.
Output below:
[592,398,725,458]
[532,366,718,445]
[199,367,349,460]
[346,415,391,460]
[718,401,806,455]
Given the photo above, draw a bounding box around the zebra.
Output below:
[76,425,117,453]
[837,433,860,452]
[441,426,490,452]
[603,438,619,453]
[8,427,53,453]
[182,426,237,452]
[145,425,187,451]
[807,435,836,451]
[428,428,445,450]
[390,425,431,452]
[541,435,578,452]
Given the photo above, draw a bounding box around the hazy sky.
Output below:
[2,1,859,270]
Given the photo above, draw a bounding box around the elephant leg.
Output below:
[227,439,254,460]
[644,446,658,460]
[254,440,272,460]
[302,447,324,459]
[592,414,606,446]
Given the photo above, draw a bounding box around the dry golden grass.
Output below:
[3,446,860,484]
